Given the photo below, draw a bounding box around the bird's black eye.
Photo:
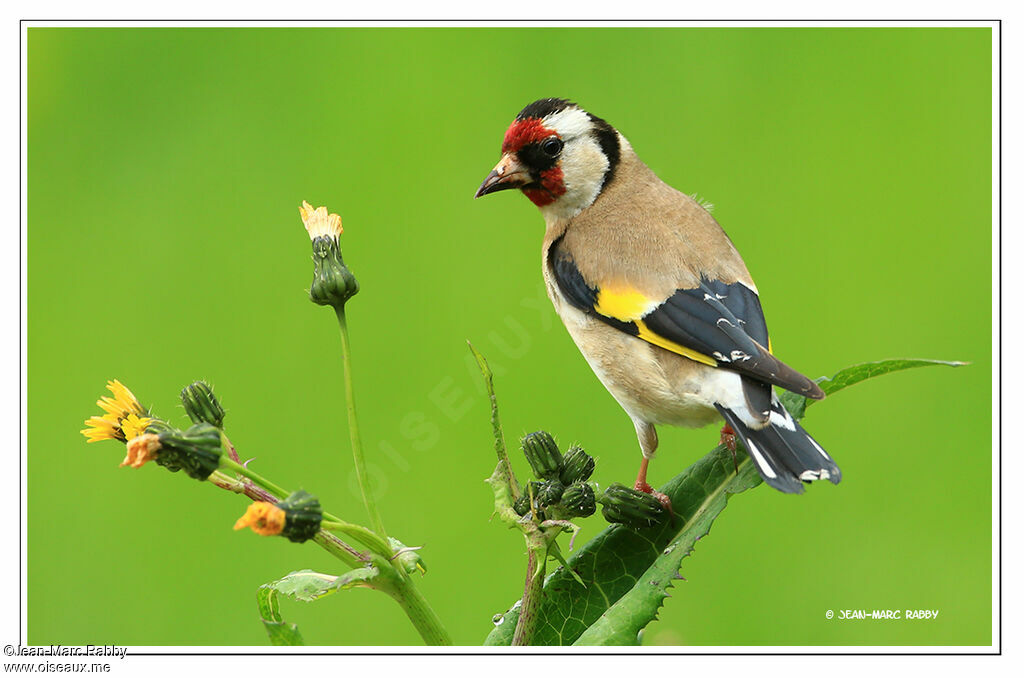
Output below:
[541,137,563,157]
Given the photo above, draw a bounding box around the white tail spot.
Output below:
[769,409,796,431]
[745,440,777,479]
[806,435,832,460]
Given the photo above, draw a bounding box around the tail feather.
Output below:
[716,397,841,494]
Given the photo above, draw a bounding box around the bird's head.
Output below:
[475,98,623,220]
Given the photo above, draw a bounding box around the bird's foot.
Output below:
[720,424,739,473]
[633,480,673,514]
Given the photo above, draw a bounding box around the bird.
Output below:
[474,97,840,500]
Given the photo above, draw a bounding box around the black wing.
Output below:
[549,237,824,400]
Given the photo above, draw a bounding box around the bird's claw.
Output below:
[633,480,673,514]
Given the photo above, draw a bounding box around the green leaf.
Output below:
[469,341,520,499]
[485,444,761,646]
[256,567,379,644]
[484,357,965,646]
[574,457,759,645]
[256,585,303,646]
[780,358,966,419]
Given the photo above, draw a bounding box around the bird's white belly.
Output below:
[546,279,743,429]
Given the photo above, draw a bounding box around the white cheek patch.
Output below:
[541,136,608,220]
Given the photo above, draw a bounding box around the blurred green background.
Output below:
[27,27,992,646]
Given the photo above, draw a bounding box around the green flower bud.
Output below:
[559,445,595,485]
[521,431,563,480]
[537,480,564,507]
[300,202,359,310]
[599,483,667,529]
[154,422,223,480]
[309,236,359,309]
[559,482,597,518]
[180,380,225,428]
[277,490,323,543]
[513,493,532,517]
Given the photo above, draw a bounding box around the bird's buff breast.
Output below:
[542,272,723,429]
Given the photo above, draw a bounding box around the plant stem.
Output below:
[219,457,291,500]
[512,539,546,646]
[321,519,392,557]
[379,571,452,646]
[334,306,387,541]
[469,343,520,498]
[312,531,364,569]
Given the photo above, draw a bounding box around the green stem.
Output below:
[219,457,291,500]
[334,306,387,541]
[469,343,520,498]
[378,569,452,646]
[312,531,363,569]
[321,519,391,557]
[512,538,547,646]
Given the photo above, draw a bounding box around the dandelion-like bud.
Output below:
[536,480,564,507]
[300,201,359,309]
[513,493,532,517]
[181,381,225,428]
[234,490,323,543]
[599,483,667,529]
[154,422,224,481]
[521,431,563,480]
[559,482,597,518]
[559,445,595,485]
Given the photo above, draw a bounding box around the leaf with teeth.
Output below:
[484,357,966,646]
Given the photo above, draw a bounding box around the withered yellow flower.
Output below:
[234,502,286,536]
[81,380,146,443]
[299,201,343,240]
[121,433,162,469]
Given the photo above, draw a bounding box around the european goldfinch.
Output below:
[475,98,841,497]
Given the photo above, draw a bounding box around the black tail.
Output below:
[716,398,841,494]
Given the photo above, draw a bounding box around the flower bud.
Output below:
[521,431,563,480]
[513,493,532,517]
[599,483,667,529]
[276,490,323,543]
[180,380,225,428]
[537,480,564,507]
[559,445,595,485]
[559,482,597,518]
[155,422,223,481]
[309,235,359,309]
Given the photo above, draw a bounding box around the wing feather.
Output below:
[548,237,823,399]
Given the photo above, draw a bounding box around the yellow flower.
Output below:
[81,380,146,443]
[81,414,122,443]
[234,502,286,536]
[299,200,343,240]
[121,433,162,469]
[120,413,153,441]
